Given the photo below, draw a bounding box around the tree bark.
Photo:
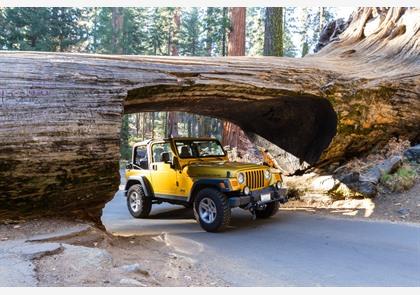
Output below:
[264,7,284,56]
[222,7,228,56]
[0,8,418,221]
[227,7,246,56]
[111,7,124,54]
[170,7,181,56]
[223,7,250,150]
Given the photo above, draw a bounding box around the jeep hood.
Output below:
[185,161,265,178]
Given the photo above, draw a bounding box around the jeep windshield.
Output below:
[175,139,226,159]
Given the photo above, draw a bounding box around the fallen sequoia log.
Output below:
[0,7,419,222]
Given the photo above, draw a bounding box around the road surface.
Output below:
[103,189,420,286]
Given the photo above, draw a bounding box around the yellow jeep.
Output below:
[124,137,287,232]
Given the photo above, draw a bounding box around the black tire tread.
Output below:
[127,184,152,218]
[193,188,231,232]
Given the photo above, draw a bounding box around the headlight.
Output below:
[237,172,245,184]
[276,181,282,189]
[264,169,271,180]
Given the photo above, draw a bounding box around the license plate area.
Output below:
[260,193,271,202]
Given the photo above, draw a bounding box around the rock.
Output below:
[0,240,62,286]
[347,181,377,198]
[404,145,420,163]
[310,175,337,192]
[119,278,147,287]
[11,243,63,260]
[0,255,38,287]
[336,156,403,198]
[360,156,402,184]
[338,172,360,184]
[27,225,92,242]
[397,208,410,215]
[118,263,149,276]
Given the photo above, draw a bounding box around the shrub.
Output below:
[380,163,418,192]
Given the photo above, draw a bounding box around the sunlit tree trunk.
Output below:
[263,7,284,56]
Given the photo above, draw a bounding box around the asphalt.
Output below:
[103,188,420,286]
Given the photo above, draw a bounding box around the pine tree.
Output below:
[146,7,176,55]
[179,8,204,56]
[49,8,88,52]
[202,7,228,56]
[1,8,88,52]
[283,7,298,57]
[246,7,264,56]
[296,7,337,57]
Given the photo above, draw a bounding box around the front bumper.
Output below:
[228,186,287,208]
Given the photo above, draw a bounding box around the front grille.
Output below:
[245,170,265,190]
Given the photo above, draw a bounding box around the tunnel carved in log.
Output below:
[1,8,419,222]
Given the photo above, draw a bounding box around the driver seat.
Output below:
[180,146,191,157]
[161,152,171,163]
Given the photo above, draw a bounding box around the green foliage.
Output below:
[179,8,204,56]
[296,7,336,56]
[0,7,88,51]
[91,8,149,54]
[246,7,264,56]
[0,6,340,57]
[203,7,228,56]
[380,163,418,192]
[283,7,298,57]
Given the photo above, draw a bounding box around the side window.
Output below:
[134,146,148,169]
[152,143,173,163]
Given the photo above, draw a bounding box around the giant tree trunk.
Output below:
[223,7,249,150]
[0,8,418,222]
[264,7,284,56]
[227,7,246,56]
[111,8,124,54]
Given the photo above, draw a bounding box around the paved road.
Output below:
[103,189,420,286]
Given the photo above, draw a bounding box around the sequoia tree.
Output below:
[0,8,418,222]
[222,7,250,150]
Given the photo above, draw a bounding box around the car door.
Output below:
[149,141,178,197]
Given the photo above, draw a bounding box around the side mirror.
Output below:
[126,163,133,170]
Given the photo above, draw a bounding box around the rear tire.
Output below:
[193,188,231,232]
[127,184,152,218]
[255,201,279,219]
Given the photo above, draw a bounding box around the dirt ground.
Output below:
[0,218,226,287]
[282,180,420,224]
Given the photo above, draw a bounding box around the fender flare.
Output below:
[125,176,154,197]
[189,179,231,202]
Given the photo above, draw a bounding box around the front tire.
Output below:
[127,184,152,218]
[255,201,279,219]
[193,188,231,232]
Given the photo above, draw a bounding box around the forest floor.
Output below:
[282,180,420,224]
[0,218,225,287]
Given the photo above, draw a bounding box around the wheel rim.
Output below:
[198,197,217,224]
[129,192,141,212]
